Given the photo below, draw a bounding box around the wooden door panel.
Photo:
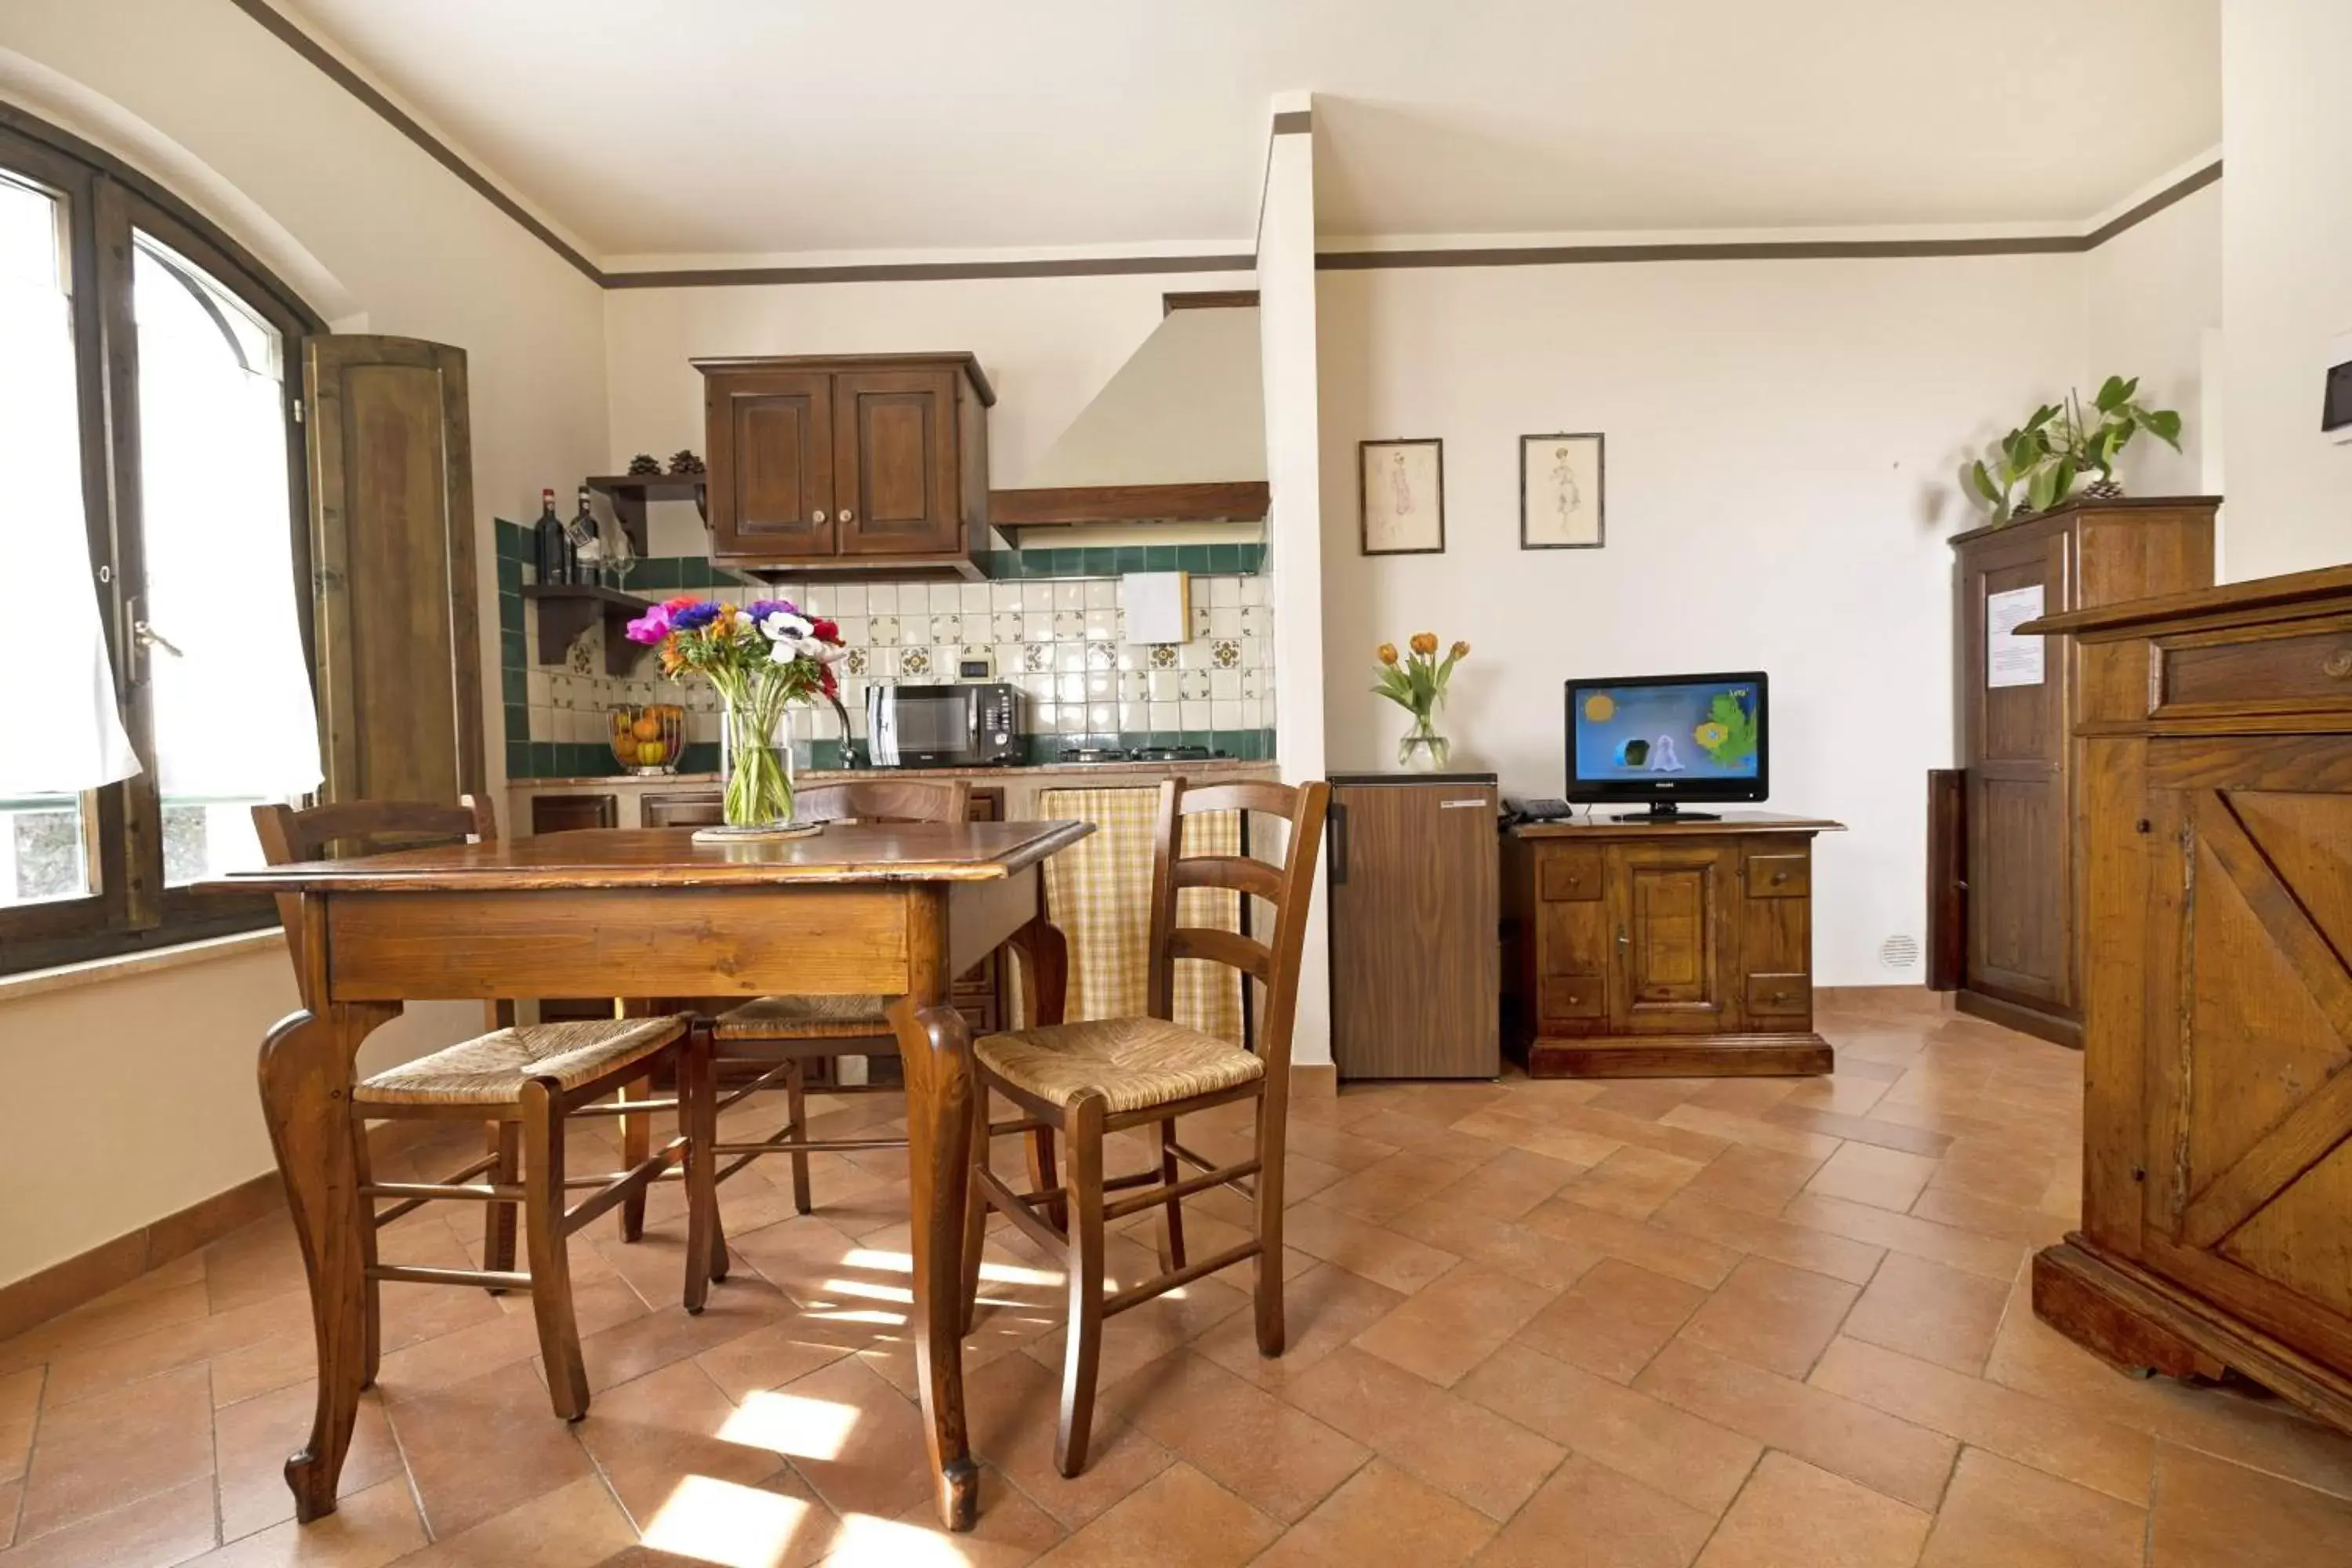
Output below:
[1969,774,2066,1000]
[836,370,960,555]
[709,370,834,557]
[1962,533,2072,1012]
[304,337,479,806]
[1608,844,1737,1034]
[2151,775,2352,1332]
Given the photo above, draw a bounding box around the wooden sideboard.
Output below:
[1501,813,1842,1077]
[2025,564,2352,1433]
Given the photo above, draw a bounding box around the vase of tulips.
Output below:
[625,595,844,835]
[1374,632,1469,772]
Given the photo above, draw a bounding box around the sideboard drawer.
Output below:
[1745,973,1811,1018]
[1745,851,1809,898]
[1538,848,1604,902]
[2157,617,2352,715]
[1541,976,1606,1022]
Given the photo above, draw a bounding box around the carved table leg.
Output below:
[889,888,981,1532]
[256,999,396,1523]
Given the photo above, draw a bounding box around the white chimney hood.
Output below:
[990,297,1267,528]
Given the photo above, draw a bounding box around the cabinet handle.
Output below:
[1327,802,1348,884]
[1616,926,1629,948]
[1770,871,1788,884]
[838,508,854,524]
[811,509,825,524]
[2325,648,2352,679]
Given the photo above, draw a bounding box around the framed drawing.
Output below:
[1359,438,1445,555]
[1521,433,1605,549]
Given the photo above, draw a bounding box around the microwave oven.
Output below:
[865,682,1021,768]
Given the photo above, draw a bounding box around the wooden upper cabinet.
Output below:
[696,354,993,574]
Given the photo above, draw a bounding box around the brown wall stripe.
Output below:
[227,2,2215,290]
[223,0,601,283]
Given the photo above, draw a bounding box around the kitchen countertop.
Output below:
[516,757,1276,788]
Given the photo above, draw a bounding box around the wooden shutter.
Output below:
[303,337,481,805]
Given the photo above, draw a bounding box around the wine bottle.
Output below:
[532,488,570,586]
[568,487,604,587]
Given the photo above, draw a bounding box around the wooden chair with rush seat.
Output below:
[962,776,1330,1476]
[252,796,697,1420]
[673,778,972,1281]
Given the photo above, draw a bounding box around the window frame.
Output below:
[1,107,323,975]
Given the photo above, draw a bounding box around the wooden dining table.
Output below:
[209,818,1091,1532]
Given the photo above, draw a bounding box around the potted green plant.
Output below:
[1969,376,2183,525]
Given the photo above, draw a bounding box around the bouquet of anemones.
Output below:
[1374,631,1470,769]
[625,597,842,829]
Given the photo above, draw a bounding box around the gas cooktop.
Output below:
[1057,745,1229,764]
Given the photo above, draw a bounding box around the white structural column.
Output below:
[1258,93,1332,1070]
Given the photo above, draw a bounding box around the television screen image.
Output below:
[1573,679,1761,782]
[1564,672,1769,816]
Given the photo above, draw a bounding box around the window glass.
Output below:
[1,170,103,908]
[131,231,319,885]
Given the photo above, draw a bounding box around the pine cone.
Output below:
[667,449,706,476]
[626,453,661,476]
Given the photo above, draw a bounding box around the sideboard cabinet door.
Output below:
[2138,739,2352,1365]
[1606,841,1740,1036]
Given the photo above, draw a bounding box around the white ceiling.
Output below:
[277,0,2220,265]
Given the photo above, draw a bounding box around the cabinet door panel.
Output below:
[836,370,961,555]
[1329,783,1501,1077]
[2144,760,2352,1352]
[1607,843,1739,1034]
[1962,531,2072,1011]
[708,370,834,557]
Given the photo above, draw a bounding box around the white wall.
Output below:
[0,0,606,1286]
[2084,183,2222,499]
[604,267,1254,554]
[1319,256,2085,986]
[2220,0,2352,580]
[1259,107,1333,1069]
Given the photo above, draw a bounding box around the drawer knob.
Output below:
[1770,871,1788,884]
[839,508,855,524]
[2325,649,2352,679]
[811,509,825,524]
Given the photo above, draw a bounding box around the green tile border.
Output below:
[979,544,1260,580]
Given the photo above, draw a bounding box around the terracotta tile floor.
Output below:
[7,996,2352,1566]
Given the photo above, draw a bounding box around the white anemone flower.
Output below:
[796,636,842,662]
[760,609,813,642]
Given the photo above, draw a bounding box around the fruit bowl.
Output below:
[609,704,684,775]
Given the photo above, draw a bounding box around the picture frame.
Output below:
[1520,432,1605,550]
[1359,437,1446,555]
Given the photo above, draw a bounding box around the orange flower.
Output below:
[1450,640,1471,660]
[1376,642,1399,665]
[1410,632,1439,657]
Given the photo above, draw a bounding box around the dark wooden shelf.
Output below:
[587,473,709,553]
[987,480,1269,530]
[521,583,652,677]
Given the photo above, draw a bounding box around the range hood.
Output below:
[989,294,1268,528]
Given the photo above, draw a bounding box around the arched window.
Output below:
[1,111,320,972]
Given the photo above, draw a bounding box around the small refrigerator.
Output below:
[1326,772,1500,1080]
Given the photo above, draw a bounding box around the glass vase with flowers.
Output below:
[1373,632,1470,771]
[624,596,844,837]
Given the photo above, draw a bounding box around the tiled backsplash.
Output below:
[493,522,1276,778]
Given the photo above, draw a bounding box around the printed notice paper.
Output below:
[1987,585,2046,688]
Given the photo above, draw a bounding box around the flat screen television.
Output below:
[1564,671,1768,819]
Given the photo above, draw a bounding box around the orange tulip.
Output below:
[1376,642,1399,665]
[1410,632,1439,656]
[1451,640,1471,660]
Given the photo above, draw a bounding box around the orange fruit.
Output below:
[631,715,662,742]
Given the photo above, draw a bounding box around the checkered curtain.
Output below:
[1032,787,1244,1044]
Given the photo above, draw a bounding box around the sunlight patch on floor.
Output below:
[643,1475,825,1568]
[717,1389,861,1460]
[824,1511,983,1565]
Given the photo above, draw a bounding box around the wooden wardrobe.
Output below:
[2029,564,2352,1434]
[1945,497,2216,1045]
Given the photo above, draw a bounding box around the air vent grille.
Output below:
[1879,935,1922,971]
